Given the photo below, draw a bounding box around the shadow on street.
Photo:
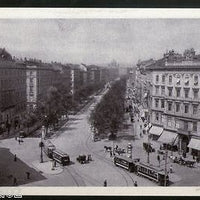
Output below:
[0,147,46,186]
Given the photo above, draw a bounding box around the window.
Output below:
[193,89,199,99]
[184,121,188,130]
[185,75,189,86]
[155,99,159,108]
[176,79,180,85]
[168,88,173,97]
[156,75,159,83]
[155,86,159,95]
[167,117,172,127]
[193,104,198,114]
[194,75,198,85]
[169,75,172,84]
[161,86,165,95]
[176,103,180,112]
[193,122,197,132]
[176,75,181,85]
[161,115,165,123]
[184,89,189,98]
[175,120,180,128]
[168,102,172,111]
[162,75,165,83]
[161,99,165,108]
[184,104,189,113]
[176,88,181,97]
[156,113,159,121]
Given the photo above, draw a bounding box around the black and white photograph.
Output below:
[0,9,200,196]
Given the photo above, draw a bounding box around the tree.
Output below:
[89,77,126,140]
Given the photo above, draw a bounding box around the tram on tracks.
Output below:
[52,149,70,166]
[114,155,169,186]
[42,139,56,158]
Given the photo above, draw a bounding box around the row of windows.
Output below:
[155,74,199,85]
[0,79,26,89]
[154,99,198,114]
[0,69,25,76]
[155,86,199,99]
[154,113,198,132]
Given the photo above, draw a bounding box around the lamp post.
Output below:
[39,138,44,163]
[164,147,168,186]
[39,126,45,163]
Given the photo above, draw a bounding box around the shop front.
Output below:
[149,125,163,141]
[158,130,178,151]
[188,137,200,160]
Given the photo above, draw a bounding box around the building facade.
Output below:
[146,49,200,157]
[0,50,26,128]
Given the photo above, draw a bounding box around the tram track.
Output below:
[63,165,80,186]
[84,133,135,186]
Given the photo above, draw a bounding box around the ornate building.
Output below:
[146,49,200,158]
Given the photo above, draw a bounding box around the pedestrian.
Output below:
[134,181,138,187]
[26,172,30,179]
[157,155,160,167]
[110,151,112,157]
[18,138,20,145]
[13,177,17,186]
[14,154,17,162]
[104,179,107,187]
[170,165,173,173]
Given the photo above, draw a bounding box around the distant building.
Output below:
[146,49,200,158]
[25,59,62,111]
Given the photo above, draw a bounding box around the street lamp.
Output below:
[39,139,44,163]
[164,146,168,186]
[39,126,45,163]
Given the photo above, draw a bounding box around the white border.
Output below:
[0,8,200,18]
[0,8,200,196]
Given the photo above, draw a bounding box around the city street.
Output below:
[0,88,200,186]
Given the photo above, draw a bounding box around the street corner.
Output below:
[31,160,64,175]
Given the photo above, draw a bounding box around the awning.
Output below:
[158,130,178,145]
[188,138,200,151]
[149,126,163,136]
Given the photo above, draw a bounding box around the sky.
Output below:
[1,19,200,66]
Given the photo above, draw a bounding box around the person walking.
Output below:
[157,155,160,167]
[26,172,30,179]
[134,181,138,187]
[169,165,173,173]
[14,154,17,162]
[110,151,112,157]
[104,179,107,187]
[13,177,17,186]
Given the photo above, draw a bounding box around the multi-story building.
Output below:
[146,49,200,158]
[25,59,63,111]
[0,49,26,128]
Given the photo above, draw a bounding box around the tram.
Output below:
[42,139,56,158]
[113,155,169,186]
[52,149,70,166]
[114,155,139,172]
[136,162,169,186]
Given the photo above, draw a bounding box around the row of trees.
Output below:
[22,81,106,135]
[89,76,127,140]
